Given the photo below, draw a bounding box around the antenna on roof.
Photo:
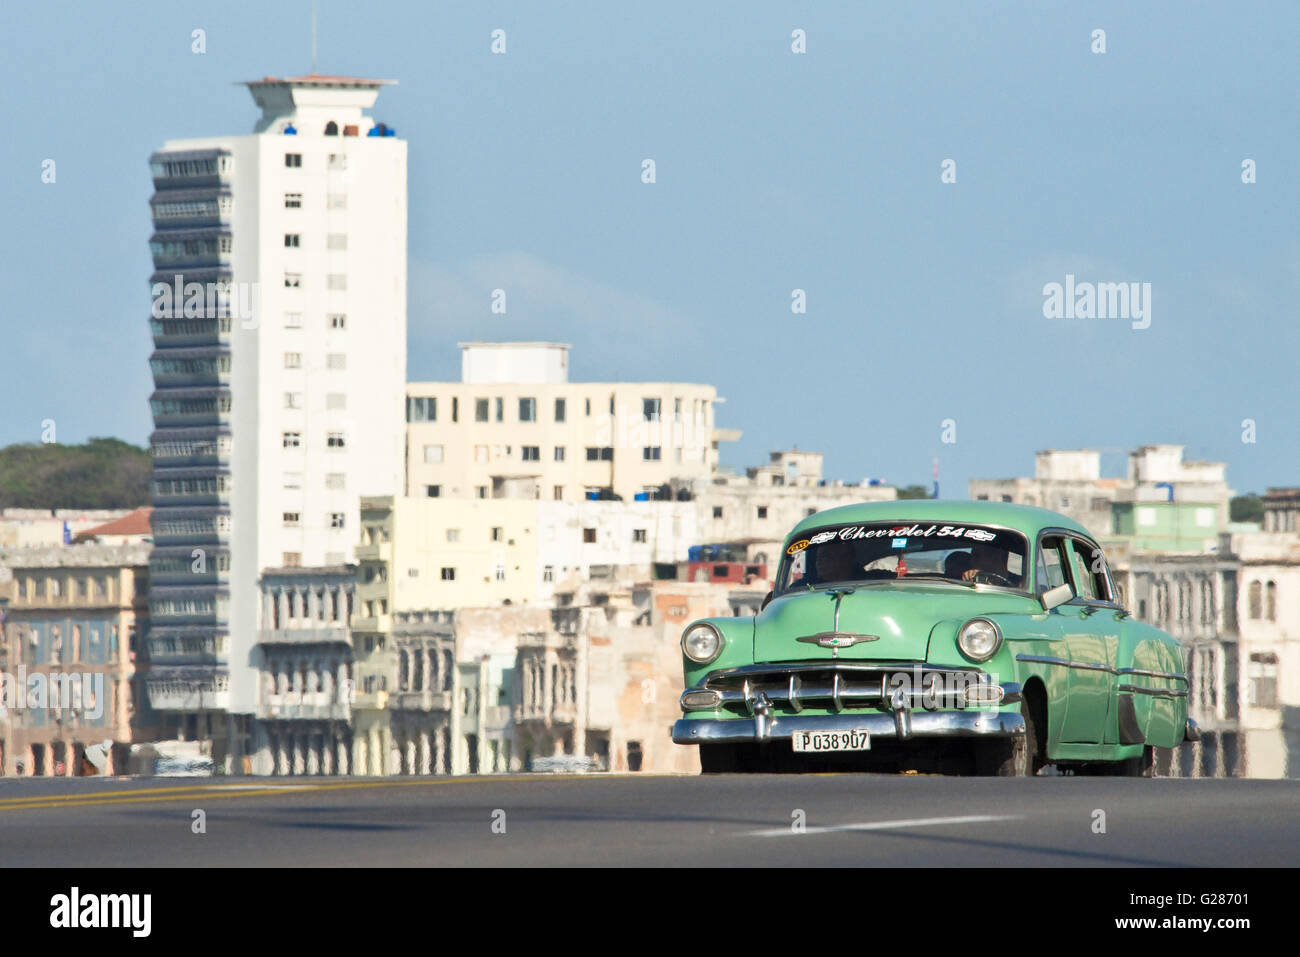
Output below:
[311,0,318,74]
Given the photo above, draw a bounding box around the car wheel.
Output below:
[1115,746,1156,777]
[973,699,1039,776]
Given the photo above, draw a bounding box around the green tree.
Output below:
[0,438,150,509]
[896,484,933,500]
[1229,494,1264,524]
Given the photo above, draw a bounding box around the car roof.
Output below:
[788,499,1095,542]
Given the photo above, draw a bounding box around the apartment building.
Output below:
[145,74,407,765]
[970,446,1232,541]
[0,544,155,776]
[405,342,735,503]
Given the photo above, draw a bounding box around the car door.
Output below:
[1058,537,1123,744]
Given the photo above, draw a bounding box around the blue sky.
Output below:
[2,1,1297,495]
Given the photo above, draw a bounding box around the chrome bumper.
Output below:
[672,709,1025,745]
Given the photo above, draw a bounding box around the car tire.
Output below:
[973,700,1038,776]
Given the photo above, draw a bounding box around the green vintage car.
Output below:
[672,500,1198,775]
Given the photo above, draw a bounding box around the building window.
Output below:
[284,352,302,369]
[284,233,300,248]
[522,446,540,461]
[1266,581,1277,622]
[475,486,487,499]
[284,312,303,328]
[285,153,302,168]
[425,485,441,498]
[327,432,346,449]
[554,446,565,462]
[326,393,346,410]
[1248,652,1279,708]
[441,568,456,581]
[757,506,768,519]
[325,473,345,490]
[282,431,301,448]
[583,528,597,544]
[543,565,554,582]
[585,398,592,416]
[327,233,347,251]
[553,486,564,500]
[283,512,301,526]
[475,398,489,422]
[284,392,302,409]
[633,529,647,543]
[494,397,504,422]
[713,506,723,519]
[451,397,458,422]
[642,398,661,421]
[474,445,489,464]
[329,313,346,329]
[283,552,302,567]
[326,353,346,369]
[283,471,302,489]
[446,529,460,542]
[519,397,537,422]
[586,447,614,462]
[284,273,301,288]
[1248,580,1262,619]
[423,444,444,464]
[491,527,503,542]
[284,192,302,208]
[407,396,435,422]
[555,398,566,423]
[329,512,345,529]
[643,446,661,461]
[494,564,506,582]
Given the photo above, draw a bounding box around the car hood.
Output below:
[754,583,1033,663]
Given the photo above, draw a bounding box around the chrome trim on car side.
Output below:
[788,674,803,713]
[1118,683,1187,699]
[1117,666,1189,684]
[1016,655,1189,684]
[673,709,1026,745]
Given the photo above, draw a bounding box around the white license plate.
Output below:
[791,730,871,753]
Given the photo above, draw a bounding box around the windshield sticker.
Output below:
[1007,552,1024,575]
[787,539,810,555]
[892,538,907,548]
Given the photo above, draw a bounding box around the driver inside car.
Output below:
[962,543,1021,586]
[813,539,861,584]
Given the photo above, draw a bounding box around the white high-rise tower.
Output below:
[146,75,407,757]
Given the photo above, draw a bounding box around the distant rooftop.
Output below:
[243,74,396,89]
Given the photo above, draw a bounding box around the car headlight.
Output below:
[681,623,723,664]
[957,618,1002,662]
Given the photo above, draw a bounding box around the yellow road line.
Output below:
[0,773,632,812]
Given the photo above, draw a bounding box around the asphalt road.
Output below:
[0,773,1296,867]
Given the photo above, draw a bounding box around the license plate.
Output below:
[791,730,871,753]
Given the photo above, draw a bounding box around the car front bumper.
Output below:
[672,708,1025,745]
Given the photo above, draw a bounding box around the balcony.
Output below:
[259,692,350,722]
[391,690,451,712]
[256,625,351,647]
[354,542,392,563]
[350,614,391,634]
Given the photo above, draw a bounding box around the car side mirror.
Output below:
[1040,583,1073,611]
[759,590,774,612]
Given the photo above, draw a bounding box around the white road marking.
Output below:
[743,813,1020,838]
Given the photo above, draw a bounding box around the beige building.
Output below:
[405,342,738,503]
[1229,490,1300,778]
[970,446,1233,539]
[0,544,155,776]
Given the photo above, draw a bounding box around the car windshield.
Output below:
[776,521,1029,595]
